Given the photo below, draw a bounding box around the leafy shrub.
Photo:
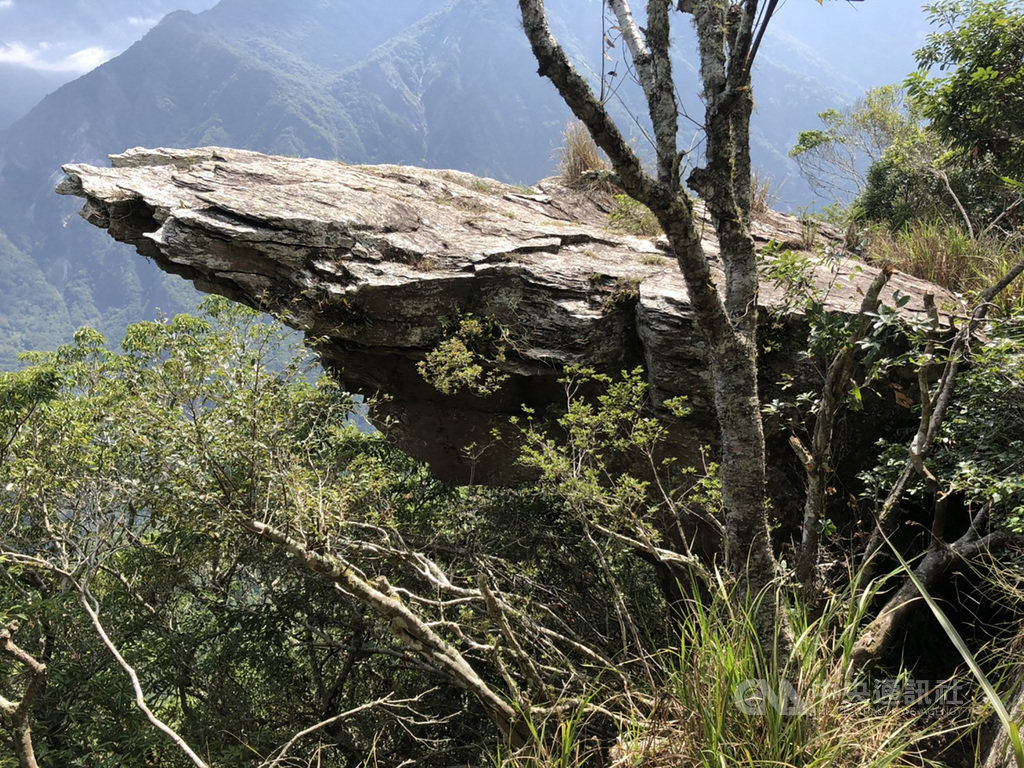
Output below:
[938,318,1024,532]
[417,313,509,396]
[853,138,1011,231]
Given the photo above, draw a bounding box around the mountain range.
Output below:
[0,0,929,368]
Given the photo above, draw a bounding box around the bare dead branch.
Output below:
[263,693,437,768]
[241,518,528,745]
[78,586,210,768]
[478,574,548,703]
[932,167,975,239]
[794,264,893,589]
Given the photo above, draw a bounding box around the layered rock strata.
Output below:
[59,147,946,490]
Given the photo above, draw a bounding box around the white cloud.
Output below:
[0,42,35,66]
[127,15,161,27]
[0,1,14,9]
[0,41,113,72]
[63,46,113,71]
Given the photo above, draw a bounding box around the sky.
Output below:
[0,40,119,72]
[765,0,932,96]
[0,0,219,73]
[0,0,932,89]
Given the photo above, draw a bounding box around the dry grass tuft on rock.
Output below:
[750,168,780,219]
[558,121,610,189]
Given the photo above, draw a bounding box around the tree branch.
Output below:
[861,256,1024,572]
[794,264,893,589]
[78,586,210,768]
[0,625,46,768]
[605,0,680,186]
[241,518,527,745]
[522,0,792,661]
[262,693,439,768]
[850,503,1012,673]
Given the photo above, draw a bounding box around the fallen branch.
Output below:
[262,693,441,767]
[849,504,1012,673]
[242,517,528,746]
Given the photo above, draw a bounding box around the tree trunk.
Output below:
[11,723,39,768]
[518,0,791,658]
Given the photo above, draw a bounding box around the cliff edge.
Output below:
[58,146,946,485]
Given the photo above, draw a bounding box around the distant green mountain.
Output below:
[0,0,907,369]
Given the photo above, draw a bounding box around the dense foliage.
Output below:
[908,0,1024,180]
[855,0,1024,231]
[0,297,1014,766]
[0,300,692,766]
[2,279,1022,766]
[0,301,497,765]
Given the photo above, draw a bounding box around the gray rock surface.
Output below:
[58,146,948,486]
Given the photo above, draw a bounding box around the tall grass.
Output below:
[751,168,780,218]
[868,221,978,289]
[978,553,1024,768]
[645,572,950,768]
[882,536,1024,768]
[495,569,958,768]
[493,697,602,768]
[867,221,1024,315]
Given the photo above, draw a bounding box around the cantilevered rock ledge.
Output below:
[58,146,949,484]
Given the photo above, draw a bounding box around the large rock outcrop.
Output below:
[58,146,946,489]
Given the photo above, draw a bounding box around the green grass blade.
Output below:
[881,531,1024,768]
